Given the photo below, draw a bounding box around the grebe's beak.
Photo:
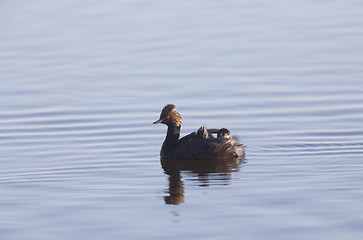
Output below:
[153,119,163,124]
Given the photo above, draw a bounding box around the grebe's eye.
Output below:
[166,116,170,119]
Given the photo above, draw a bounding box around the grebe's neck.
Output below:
[162,123,181,149]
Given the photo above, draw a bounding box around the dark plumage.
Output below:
[217,128,231,139]
[153,104,244,160]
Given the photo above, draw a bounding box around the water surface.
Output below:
[1,0,363,239]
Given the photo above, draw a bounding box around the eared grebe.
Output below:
[153,104,244,160]
[217,128,231,139]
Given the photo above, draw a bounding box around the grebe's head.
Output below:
[217,128,231,139]
[153,104,182,127]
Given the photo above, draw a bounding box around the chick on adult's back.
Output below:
[153,104,244,160]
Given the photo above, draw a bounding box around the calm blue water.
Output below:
[1,0,363,239]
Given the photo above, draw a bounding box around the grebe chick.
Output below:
[217,128,231,139]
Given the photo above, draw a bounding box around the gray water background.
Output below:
[1,0,363,239]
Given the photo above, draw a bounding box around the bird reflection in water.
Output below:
[161,157,244,205]
[153,104,245,204]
